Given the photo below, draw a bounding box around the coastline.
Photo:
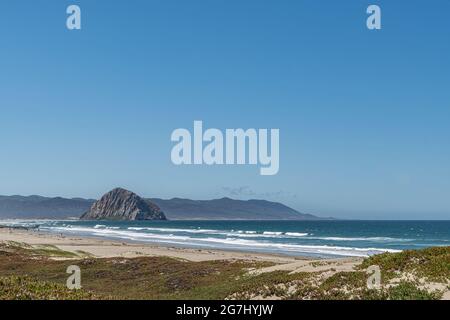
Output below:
[3,219,438,258]
[1,227,448,300]
[0,227,361,271]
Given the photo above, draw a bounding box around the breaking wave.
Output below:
[37,224,402,257]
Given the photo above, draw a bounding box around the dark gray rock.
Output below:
[81,188,166,221]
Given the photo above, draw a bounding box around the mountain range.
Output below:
[0,189,325,220]
[149,197,320,220]
[0,195,95,219]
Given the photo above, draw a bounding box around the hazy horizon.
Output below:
[0,188,448,221]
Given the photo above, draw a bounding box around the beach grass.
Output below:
[0,242,448,300]
[0,276,97,300]
[359,246,450,282]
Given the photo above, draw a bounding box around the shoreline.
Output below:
[0,227,363,274]
[1,227,448,300]
[0,220,414,259]
[0,227,306,263]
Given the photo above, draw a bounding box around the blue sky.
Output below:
[0,1,449,219]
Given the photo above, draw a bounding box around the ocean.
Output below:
[2,220,449,258]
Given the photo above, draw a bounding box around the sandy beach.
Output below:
[0,227,361,273]
[1,226,448,300]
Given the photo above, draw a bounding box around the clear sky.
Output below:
[0,1,449,219]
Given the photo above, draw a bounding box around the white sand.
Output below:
[0,227,302,263]
[1,227,448,300]
[0,227,363,273]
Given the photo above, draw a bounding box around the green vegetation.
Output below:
[0,242,448,300]
[229,271,314,299]
[2,241,79,258]
[288,272,442,300]
[386,281,440,300]
[0,244,270,300]
[0,276,97,300]
[359,246,450,282]
[29,245,79,258]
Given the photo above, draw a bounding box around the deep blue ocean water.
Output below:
[2,220,449,258]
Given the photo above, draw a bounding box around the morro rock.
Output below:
[81,188,166,221]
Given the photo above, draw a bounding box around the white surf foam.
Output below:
[305,236,413,242]
[285,232,309,237]
[263,231,283,236]
[41,225,401,257]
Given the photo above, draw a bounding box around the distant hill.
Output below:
[149,197,321,220]
[0,190,326,220]
[0,195,94,219]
